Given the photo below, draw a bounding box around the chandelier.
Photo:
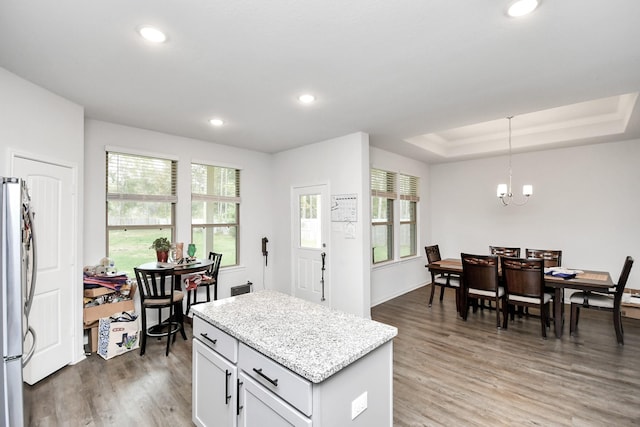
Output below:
[497,116,533,206]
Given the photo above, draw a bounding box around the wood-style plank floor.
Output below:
[25,286,640,426]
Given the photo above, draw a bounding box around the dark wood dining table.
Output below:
[138,258,214,290]
[427,258,614,338]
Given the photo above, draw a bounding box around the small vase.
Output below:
[156,250,169,263]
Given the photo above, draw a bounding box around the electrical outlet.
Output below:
[351,391,368,420]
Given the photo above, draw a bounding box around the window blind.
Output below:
[371,168,397,199]
[106,152,177,202]
[399,174,420,202]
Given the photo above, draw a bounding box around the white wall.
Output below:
[0,67,85,362]
[272,133,371,317]
[369,147,431,305]
[84,119,275,297]
[430,139,640,289]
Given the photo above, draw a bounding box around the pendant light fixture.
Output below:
[497,116,533,206]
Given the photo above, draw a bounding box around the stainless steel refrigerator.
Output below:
[1,177,37,427]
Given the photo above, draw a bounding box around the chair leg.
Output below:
[177,302,187,340]
[140,308,147,356]
[540,304,547,339]
[570,303,579,335]
[613,311,624,345]
[439,285,446,302]
[185,291,191,316]
[428,282,436,307]
[495,299,501,328]
[165,306,173,356]
[502,300,509,329]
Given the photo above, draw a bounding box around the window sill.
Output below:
[371,254,422,271]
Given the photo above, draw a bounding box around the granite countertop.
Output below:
[191,290,397,383]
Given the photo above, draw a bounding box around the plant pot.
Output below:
[156,250,169,263]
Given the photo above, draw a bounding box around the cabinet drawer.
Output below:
[239,343,312,417]
[193,316,238,363]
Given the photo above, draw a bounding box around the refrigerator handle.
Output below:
[23,194,37,317]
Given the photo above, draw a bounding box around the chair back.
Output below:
[525,249,562,268]
[489,246,521,257]
[134,267,175,304]
[613,256,634,304]
[501,257,545,299]
[425,245,442,264]
[207,252,223,282]
[461,253,499,292]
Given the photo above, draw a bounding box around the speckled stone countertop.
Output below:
[191,290,397,383]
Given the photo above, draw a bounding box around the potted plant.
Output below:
[150,237,171,262]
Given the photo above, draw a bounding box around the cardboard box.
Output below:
[621,289,640,319]
[84,321,99,353]
[83,284,136,325]
[84,287,116,298]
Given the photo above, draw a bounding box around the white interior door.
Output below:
[13,157,74,385]
[292,185,329,306]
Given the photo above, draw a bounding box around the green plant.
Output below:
[150,237,171,252]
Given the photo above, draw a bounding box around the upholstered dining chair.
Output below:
[501,257,552,338]
[461,253,506,328]
[135,267,187,356]
[525,249,562,268]
[425,245,460,309]
[186,251,222,315]
[485,247,521,310]
[569,256,634,345]
[489,246,521,258]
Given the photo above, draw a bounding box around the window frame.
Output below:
[105,150,177,273]
[190,163,241,267]
[371,168,397,264]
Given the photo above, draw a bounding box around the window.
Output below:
[106,151,177,275]
[371,169,396,264]
[399,174,419,258]
[191,163,240,267]
[371,169,420,264]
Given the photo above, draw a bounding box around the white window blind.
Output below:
[399,174,419,202]
[371,168,396,199]
[107,152,177,202]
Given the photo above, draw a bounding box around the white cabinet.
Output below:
[238,372,312,427]
[192,312,394,427]
[192,317,239,427]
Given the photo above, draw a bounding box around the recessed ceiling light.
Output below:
[138,26,167,43]
[209,118,224,127]
[298,94,316,104]
[507,0,540,17]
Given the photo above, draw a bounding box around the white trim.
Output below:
[104,144,180,161]
[191,158,244,171]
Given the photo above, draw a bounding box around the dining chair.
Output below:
[461,253,506,328]
[489,246,521,258]
[481,247,520,311]
[186,252,223,315]
[501,257,552,338]
[134,267,187,356]
[569,256,634,345]
[425,245,460,309]
[525,249,562,268]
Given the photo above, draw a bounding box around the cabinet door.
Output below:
[193,339,237,427]
[238,372,311,427]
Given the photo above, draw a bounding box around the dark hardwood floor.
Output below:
[25,286,640,426]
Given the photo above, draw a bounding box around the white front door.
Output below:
[292,185,329,306]
[14,157,74,385]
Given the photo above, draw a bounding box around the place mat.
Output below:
[575,272,608,281]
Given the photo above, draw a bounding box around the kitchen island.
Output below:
[191,290,397,427]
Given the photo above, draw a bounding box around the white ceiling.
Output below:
[1,0,639,163]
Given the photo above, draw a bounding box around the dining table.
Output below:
[138,258,214,290]
[426,258,614,338]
